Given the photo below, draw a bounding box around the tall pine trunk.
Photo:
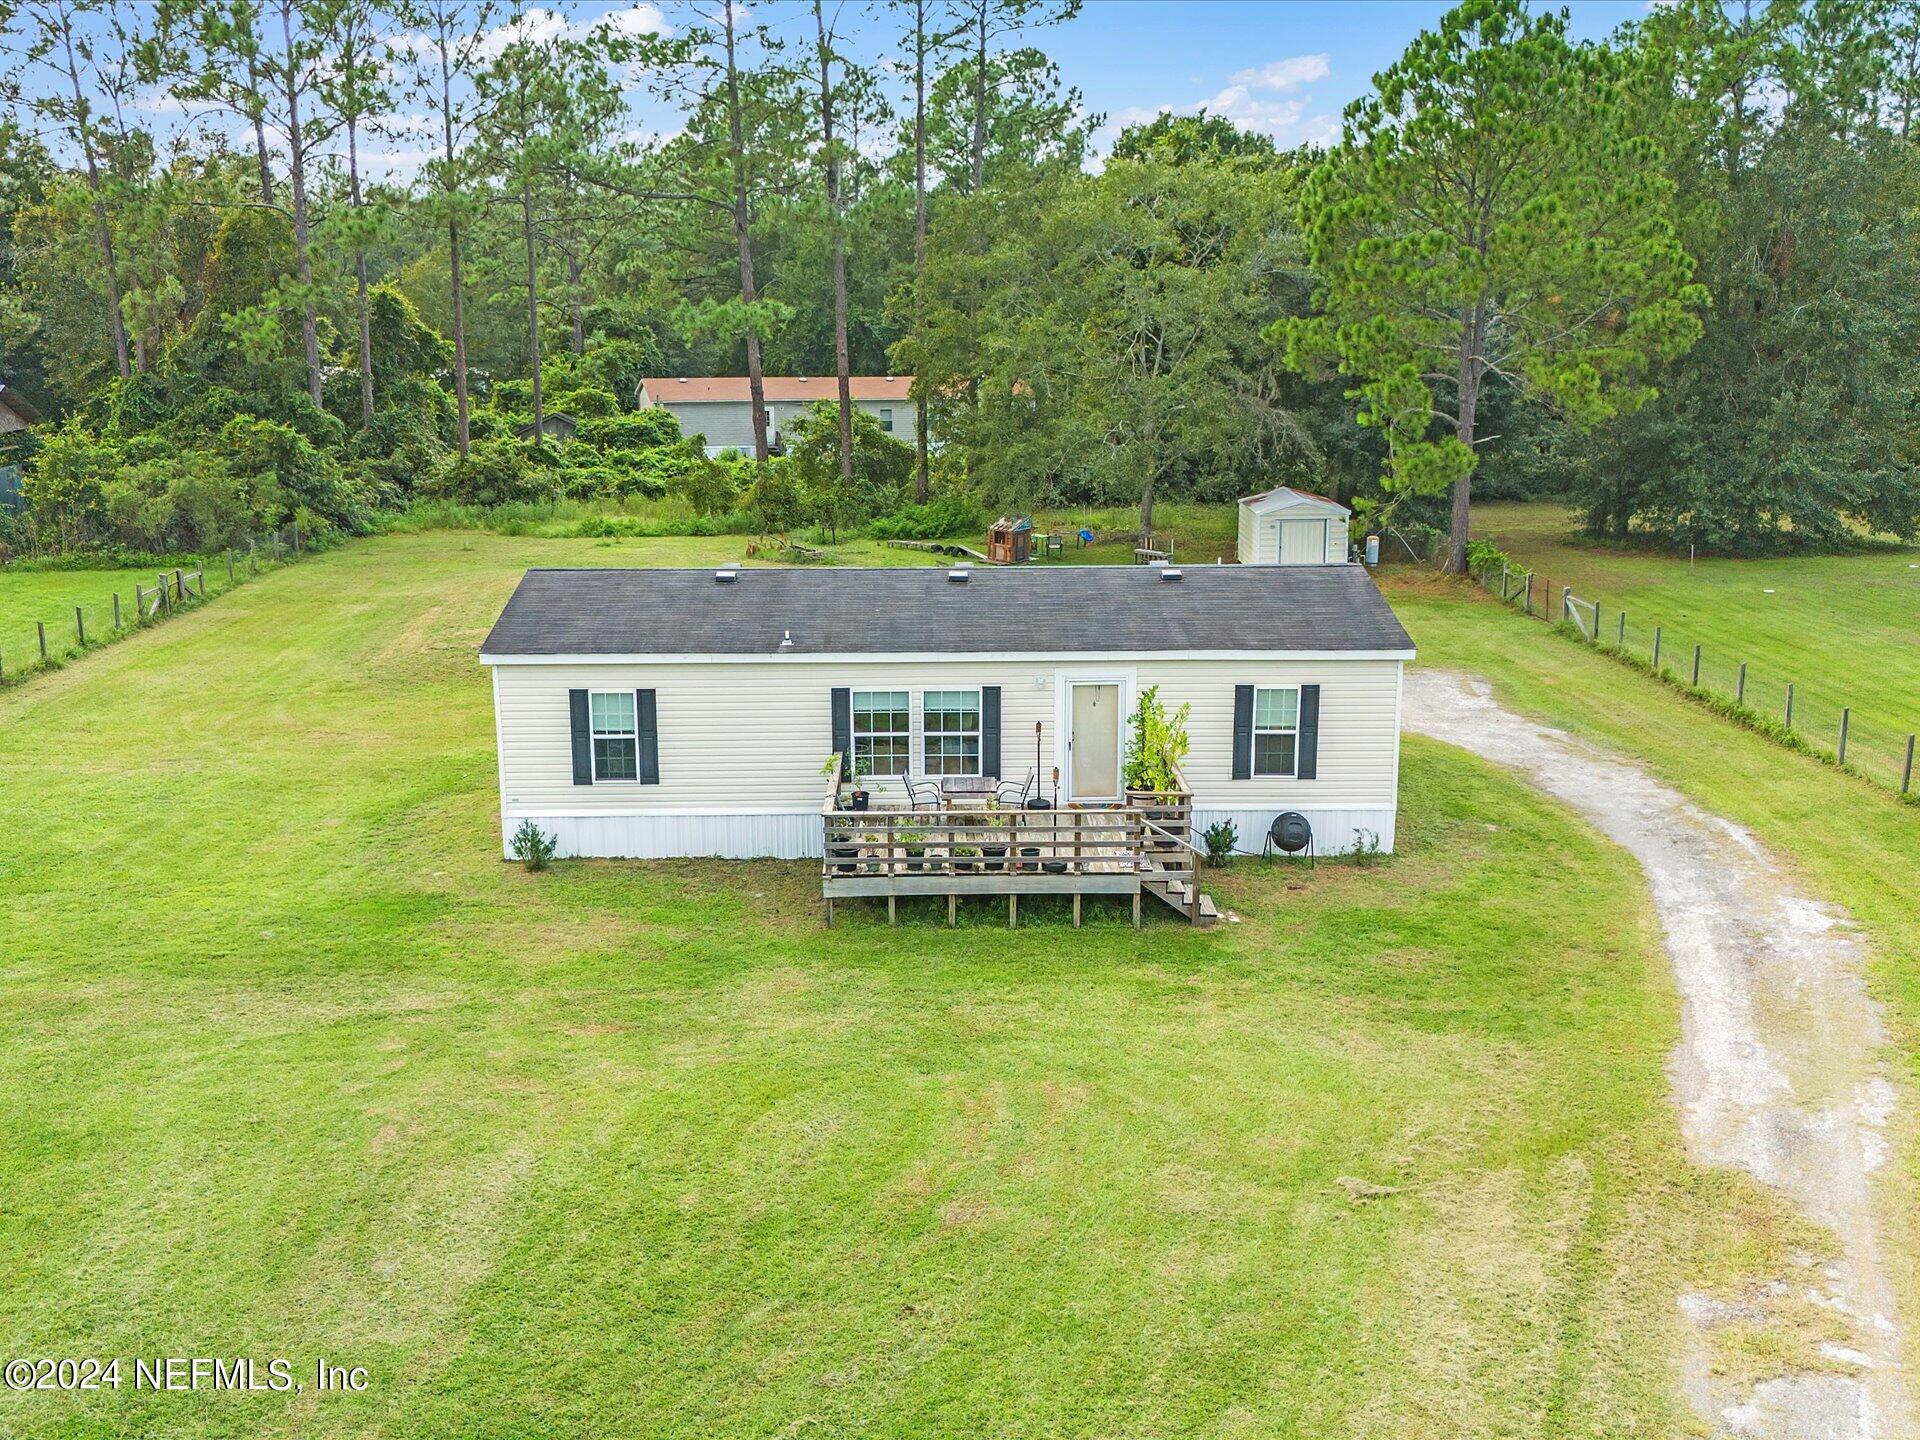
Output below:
[723,0,769,461]
[912,0,930,501]
[56,14,130,380]
[438,47,471,458]
[1447,304,1488,576]
[522,185,543,438]
[814,2,853,480]
[970,4,987,192]
[279,2,321,409]
[567,246,585,355]
[347,115,374,427]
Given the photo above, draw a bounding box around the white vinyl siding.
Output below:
[493,657,1401,814]
[1238,493,1350,564]
[657,398,915,457]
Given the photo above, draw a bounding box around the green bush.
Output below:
[421,439,556,506]
[550,387,621,419]
[1202,820,1238,867]
[868,493,983,540]
[577,409,681,449]
[745,462,809,532]
[510,819,557,872]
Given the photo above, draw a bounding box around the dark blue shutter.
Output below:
[981,686,1001,777]
[1232,685,1254,780]
[831,687,852,777]
[636,688,659,785]
[1297,684,1321,779]
[569,689,593,785]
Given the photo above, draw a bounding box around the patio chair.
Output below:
[902,775,942,811]
[995,767,1037,808]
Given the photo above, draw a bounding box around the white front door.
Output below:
[1067,682,1122,802]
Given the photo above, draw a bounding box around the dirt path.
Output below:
[1405,670,1910,1439]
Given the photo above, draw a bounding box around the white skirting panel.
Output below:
[508,810,824,860]
[1190,805,1396,857]
[506,804,1396,861]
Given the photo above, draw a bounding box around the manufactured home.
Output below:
[1237,486,1351,565]
[635,376,915,457]
[481,564,1413,881]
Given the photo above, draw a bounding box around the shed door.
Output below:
[1279,518,1326,565]
[1068,683,1121,801]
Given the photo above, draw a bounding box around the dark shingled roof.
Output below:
[481,564,1414,658]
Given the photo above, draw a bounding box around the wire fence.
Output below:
[1473,558,1919,801]
[0,522,312,689]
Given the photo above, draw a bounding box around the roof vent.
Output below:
[1160,567,1183,581]
[947,567,970,583]
[714,565,738,582]
[778,629,794,650]
[677,376,687,383]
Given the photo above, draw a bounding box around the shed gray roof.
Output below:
[482,564,1413,658]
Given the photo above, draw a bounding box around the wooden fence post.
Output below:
[1839,708,1851,767]
[113,592,121,630]
[173,568,184,601]
[1904,735,1915,795]
[1652,626,1663,673]
[1523,572,1533,615]
[1786,683,1795,730]
[1691,644,1701,687]
[1617,611,1626,648]
[37,621,47,660]
[228,549,236,585]
[195,570,206,598]
[74,606,84,646]
[1737,663,1747,705]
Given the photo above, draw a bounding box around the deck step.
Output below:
[1142,876,1220,927]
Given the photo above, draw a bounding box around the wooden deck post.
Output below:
[1072,894,1082,928]
[1008,894,1017,928]
[1132,892,1142,929]
[887,895,897,925]
[947,893,956,927]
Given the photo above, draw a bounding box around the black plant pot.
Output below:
[904,849,927,873]
[1018,845,1040,873]
[848,790,870,811]
[829,843,859,874]
[982,843,1008,873]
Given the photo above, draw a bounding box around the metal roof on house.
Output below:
[640,376,912,404]
[481,564,1413,659]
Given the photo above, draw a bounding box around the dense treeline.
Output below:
[2,0,1919,563]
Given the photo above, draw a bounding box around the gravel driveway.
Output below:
[1406,670,1910,1439]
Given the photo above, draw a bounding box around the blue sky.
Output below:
[1050,0,1649,152]
[18,0,1656,179]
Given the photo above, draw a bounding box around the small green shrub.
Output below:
[1123,685,1191,792]
[510,819,557,872]
[868,493,983,540]
[1202,820,1238,867]
[1349,828,1384,867]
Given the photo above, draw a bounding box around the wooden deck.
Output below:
[820,771,1217,928]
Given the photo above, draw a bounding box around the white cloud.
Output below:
[1091,53,1337,156]
[1227,54,1330,93]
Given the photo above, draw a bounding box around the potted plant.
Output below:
[827,825,860,874]
[1124,685,1191,811]
[899,828,929,872]
[951,844,980,873]
[818,752,872,811]
[980,799,1009,873]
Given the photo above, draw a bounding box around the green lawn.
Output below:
[0,530,1806,1438]
[0,552,279,680]
[1474,502,1920,788]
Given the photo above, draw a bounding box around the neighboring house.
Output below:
[1237,486,1352,565]
[514,412,577,444]
[0,383,40,434]
[635,375,915,457]
[481,563,1413,861]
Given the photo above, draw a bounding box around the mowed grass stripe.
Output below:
[0,532,1806,1437]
